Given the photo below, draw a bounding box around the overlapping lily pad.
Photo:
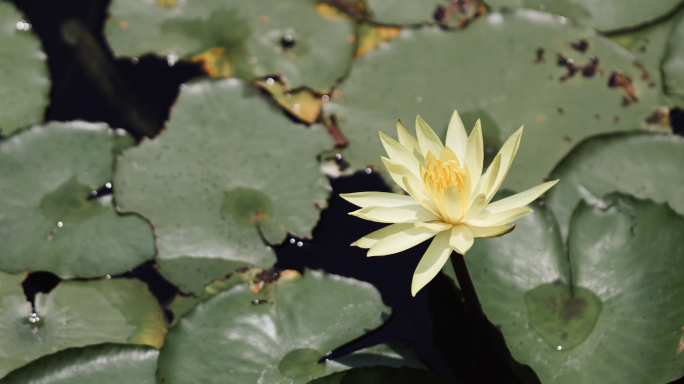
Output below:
[0,2,50,137]
[0,271,167,379]
[114,79,332,292]
[0,344,159,384]
[485,0,682,32]
[104,0,354,90]
[157,269,397,383]
[0,122,155,278]
[308,366,461,384]
[546,132,684,238]
[443,195,684,384]
[662,12,684,99]
[324,10,660,192]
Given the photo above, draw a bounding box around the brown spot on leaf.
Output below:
[558,53,600,81]
[534,48,545,64]
[119,21,128,29]
[355,24,400,57]
[557,107,564,114]
[634,61,656,88]
[537,115,545,122]
[570,39,589,53]
[609,71,638,104]
[433,0,486,28]
[678,326,684,354]
[191,47,232,78]
[614,116,620,124]
[324,114,348,147]
[254,77,324,124]
[645,107,669,125]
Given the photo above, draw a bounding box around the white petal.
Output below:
[487,126,523,202]
[443,184,464,223]
[415,221,453,232]
[466,223,515,238]
[402,176,439,215]
[380,132,421,178]
[449,225,474,254]
[462,193,487,222]
[465,119,484,192]
[445,110,467,160]
[415,115,444,157]
[352,223,414,248]
[397,120,419,154]
[411,230,452,296]
[340,192,419,208]
[350,206,439,223]
[368,226,438,256]
[381,157,428,199]
[473,153,501,199]
[484,180,559,213]
[467,206,532,227]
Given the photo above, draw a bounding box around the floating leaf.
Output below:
[0,271,167,379]
[546,132,684,238]
[485,0,682,32]
[0,122,155,278]
[255,78,325,124]
[157,269,395,383]
[364,0,484,28]
[662,13,684,99]
[0,344,158,384]
[104,0,355,90]
[114,79,332,292]
[442,195,684,383]
[324,10,660,192]
[307,366,462,384]
[0,2,50,137]
[355,24,401,57]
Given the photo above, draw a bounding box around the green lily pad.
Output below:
[546,132,684,238]
[307,366,462,384]
[442,195,684,383]
[104,0,354,90]
[0,270,167,379]
[0,122,155,278]
[364,0,485,27]
[114,79,331,293]
[662,13,684,99]
[0,2,50,137]
[324,10,660,192]
[157,269,396,383]
[485,0,682,32]
[0,344,159,384]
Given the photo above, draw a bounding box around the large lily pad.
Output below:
[324,10,660,192]
[485,0,682,32]
[443,195,684,384]
[0,344,159,384]
[114,79,332,292]
[546,132,684,238]
[104,0,354,90]
[662,12,684,99]
[0,122,155,278]
[0,2,50,137]
[0,271,167,379]
[363,0,485,28]
[157,269,395,383]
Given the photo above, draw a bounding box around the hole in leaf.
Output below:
[22,271,61,305]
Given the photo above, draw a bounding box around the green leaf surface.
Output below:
[442,195,684,384]
[0,122,155,278]
[324,10,660,192]
[485,0,682,32]
[546,132,684,238]
[104,0,354,90]
[0,344,158,384]
[114,79,331,291]
[663,12,684,98]
[0,2,50,137]
[364,0,484,27]
[157,269,394,383]
[307,366,462,384]
[0,272,167,379]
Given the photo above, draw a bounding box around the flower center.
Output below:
[423,158,465,195]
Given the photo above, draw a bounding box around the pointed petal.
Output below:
[449,225,474,254]
[472,153,500,198]
[443,184,464,223]
[487,126,524,202]
[368,226,438,256]
[411,230,452,296]
[402,176,439,215]
[445,110,468,160]
[397,120,419,154]
[351,223,414,248]
[381,157,428,200]
[340,192,419,208]
[415,221,453,232]
[467,206,532,227]
[380,132,421,178]
[416,115,444,157]
[466,223,515,238]
[465,119,483,191]
[350,206,439,223]
[462,193,487,222]
[484,180,559,213]
[439,146,459,164]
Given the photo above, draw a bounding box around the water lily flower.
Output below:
[341,111,558,296]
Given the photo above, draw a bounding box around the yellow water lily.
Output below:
[341,111,558,296]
